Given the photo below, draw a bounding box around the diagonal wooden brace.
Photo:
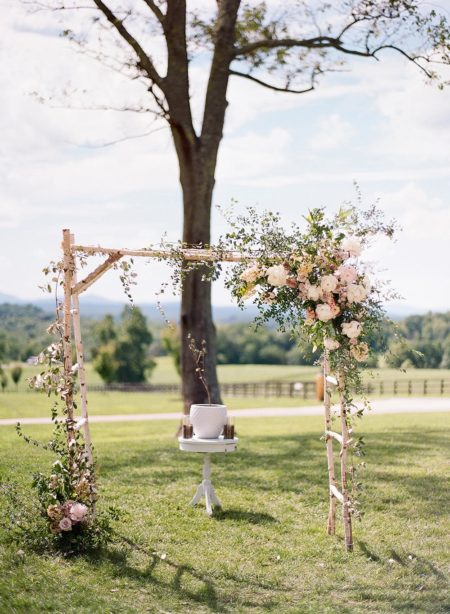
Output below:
[72,252,122,296]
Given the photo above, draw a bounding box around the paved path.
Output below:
[0,397,449,427]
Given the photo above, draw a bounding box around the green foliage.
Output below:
[160,327,181,375]
[0,370,7,392]
[216,323,320,366]
[0,478,120,555]
[387,312,450,368]
[10,365,23,389]
[93,341,119,384]
[0,304,52,361]
[93,307,155,384]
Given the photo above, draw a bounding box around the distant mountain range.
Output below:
[0,291,432,322]
[0,291,259,323]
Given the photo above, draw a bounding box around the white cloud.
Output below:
[364,184,450,310]
[218,128,292,182]
[309,114,354,151]
[0,2,449,311]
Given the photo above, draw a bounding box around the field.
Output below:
[0,412,449,613]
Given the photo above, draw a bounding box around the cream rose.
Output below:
[306,283,321,301]
[342,236,362,257]
[350,342,369,362]
[240,265,260,284]
[266,264,288,287]
[342,320,362,339]
[320,274,338,293]
[346,284,368,304]
[316,303,334,322]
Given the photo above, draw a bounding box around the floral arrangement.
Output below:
[14,264,118,554]
[225,205,398,389]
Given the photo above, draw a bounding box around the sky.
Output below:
[1,0,450,314]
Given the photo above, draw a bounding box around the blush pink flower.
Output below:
[59,517,72,531]
[336,265,358,284]
[324,338,340,351]
[69,502,88,523]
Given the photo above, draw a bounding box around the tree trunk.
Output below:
[178,141,222,413]
[164,0,240,413]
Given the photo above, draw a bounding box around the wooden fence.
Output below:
[84,378,450,398]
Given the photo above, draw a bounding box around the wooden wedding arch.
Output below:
[61,228,354,551]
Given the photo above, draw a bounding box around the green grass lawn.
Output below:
[0,393,320,420]
[0,412,449,613]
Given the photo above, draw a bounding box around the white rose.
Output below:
[342,236,362,257]
[266,264,288,287]
[240,265,260,284]
[346,284,367,304]
[324,338,340,351]
[320,275,338,293]
[316,303,334,322]
[341,320,362,339]
[306,283,321,301]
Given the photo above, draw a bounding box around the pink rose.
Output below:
[324,338,340,351]
[336,265,358,284]
[69,502,88,523]
[59,517,72,531]
[286,277,298,289]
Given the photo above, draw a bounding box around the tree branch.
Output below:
[82,124,167,148]
[233,36,341,57]
[201,0,241,144]
[91,0,165,89]
[141,0,165,25]
[229,69,315,94]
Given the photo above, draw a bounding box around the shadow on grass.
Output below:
[100,427,450,518]
[213,508,277,524]
[87,535,283,613]
[358,541,449,585]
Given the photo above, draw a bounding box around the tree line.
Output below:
[0,304,449,385]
